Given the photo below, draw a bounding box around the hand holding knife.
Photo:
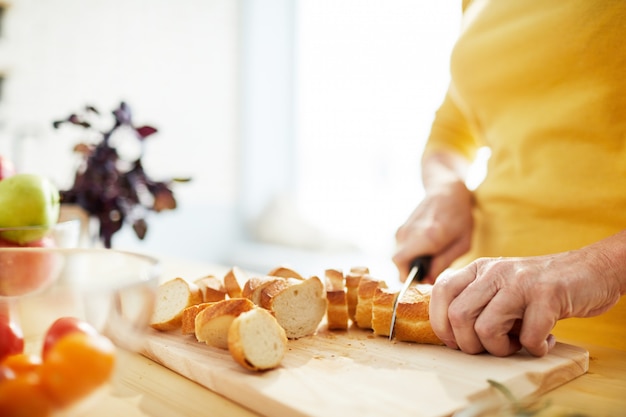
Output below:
[388,256,432,340]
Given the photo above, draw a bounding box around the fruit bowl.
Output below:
[0,219,83,249]
[0,248,161,416]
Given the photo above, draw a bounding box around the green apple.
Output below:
[0,173,61,244]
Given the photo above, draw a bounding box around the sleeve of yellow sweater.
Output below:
[423,89,481,163]
[422,1,481,163]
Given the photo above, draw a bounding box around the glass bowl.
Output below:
[0,219,83,249]
[0,248,161,415]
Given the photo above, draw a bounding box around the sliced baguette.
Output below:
[371,287,397,337]
[324,269,349,330]
[181,302,214,335]
[228,308,287,371]
[260,276,327,339]
[354,275,387,329]
[372,285,443,345]
[267,265,304,280]
[392,286,442,345]
[194,298,256,349]
[223,266,246,298]
[194,275,227,302]
[345,270,366,322]
[150,277,203,331]
[242,276,285,306]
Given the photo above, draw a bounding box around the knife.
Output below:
[388,256,431,340]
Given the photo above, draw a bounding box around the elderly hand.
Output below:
[429,244,625,357]
[393,178,473,284]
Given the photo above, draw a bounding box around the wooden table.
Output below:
[88,255,626,417]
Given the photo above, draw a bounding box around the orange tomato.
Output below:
[0,362,52,417]
[1,353,42,375]
[40,332,116,408]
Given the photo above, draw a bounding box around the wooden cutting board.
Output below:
[142,325,588,417]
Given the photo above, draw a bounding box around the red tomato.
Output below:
[0,316,24,361]
[41,317,99,359]
[40,332,116,408]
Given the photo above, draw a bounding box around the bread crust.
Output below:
[393,287,442,345]
[223,266,246,298]
[372,286,443,345]
[324,269,348,330]
[345,270,367,322]
[242,276,284,306]
[371,287,397,337]
[267,265,304,280]
[354,275,387,329]
[181,302,214,335]
[194,275,227,303]
[150,277,203,331]
[194,298,255,348]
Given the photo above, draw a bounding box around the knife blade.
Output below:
[388,256,431,340]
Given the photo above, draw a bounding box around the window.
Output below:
[292,1,462,255]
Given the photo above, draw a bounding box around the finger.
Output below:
[473,290,524,357]
[446,268,502,354]
[518,303,559,357]
[430,265,479,350]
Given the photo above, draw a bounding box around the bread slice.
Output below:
[223,266,246,298]
[373,285,443,345]
[349,266,370,275]
[345,270,366,322]
[260,276,327,339]
[371,287,397,337]
[194,275,227,302]
[393,287,442,345]
[181,302,214,335]
[242,276,285,306]
[228,308,287,371]
[324,269,349,330]
[150,277,203,331]
[194,298,256,349]
[267,265,304,280]
[354,275,387,329]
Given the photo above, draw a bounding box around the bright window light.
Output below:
[293,1,461,255]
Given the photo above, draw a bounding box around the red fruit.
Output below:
[0,314,24,361]
[0,248,60,296]
[0,156,16,181]
[41,317,99,359]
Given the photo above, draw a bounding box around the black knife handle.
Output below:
[412,255,432,283]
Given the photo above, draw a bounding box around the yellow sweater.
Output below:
[425,0,626,349]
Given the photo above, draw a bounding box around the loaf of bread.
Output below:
[223,266,245,298]
[354,275,387,329]
[150,277,203,331]
[324,269,349,330]
[260,276,327,339]
[372,285,442,345]
[194,298,255,349]
[194,275,227,302]
[228,308,287,371]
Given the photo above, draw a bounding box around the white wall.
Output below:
[0,0,243,262]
